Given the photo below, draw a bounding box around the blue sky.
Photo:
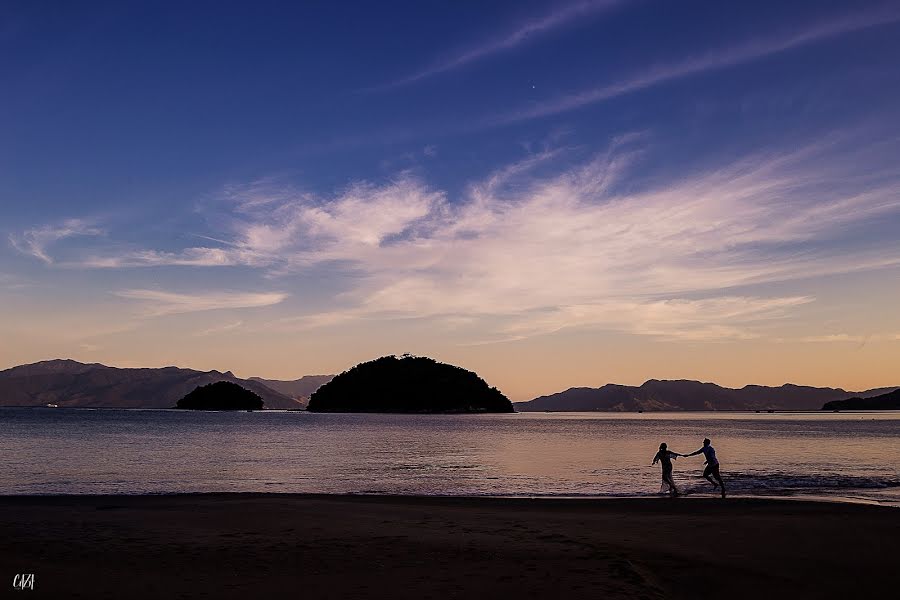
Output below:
[2,1,900,397]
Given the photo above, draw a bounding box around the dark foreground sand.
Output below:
[1,495,897,599]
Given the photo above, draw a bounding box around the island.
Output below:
[175,381,264,410]
[306,355,514,413]
[822,388,900,411]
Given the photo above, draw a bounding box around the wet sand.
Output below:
[1,494,897,599]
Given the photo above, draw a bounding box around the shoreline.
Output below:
[5,405,900,412]
[1,490,898,507]
[2,494,898,598]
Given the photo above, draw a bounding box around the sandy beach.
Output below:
[0,494,897,599]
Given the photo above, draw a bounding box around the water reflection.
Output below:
[0,409,897,502]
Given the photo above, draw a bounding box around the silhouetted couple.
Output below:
[652,438,726,498]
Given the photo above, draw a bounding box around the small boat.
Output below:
[46,403,59,408]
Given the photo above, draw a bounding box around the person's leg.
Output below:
[711,465,726,498]
[664,472,679,497]
[660,473,671,495]
[702,464,718,488]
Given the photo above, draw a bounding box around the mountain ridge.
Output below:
[516,380,899,412]
[0,359,314,409]
[2,360,896,411]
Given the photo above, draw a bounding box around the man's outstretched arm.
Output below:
[683,448,704,457]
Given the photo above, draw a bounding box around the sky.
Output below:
[2,0,900,400]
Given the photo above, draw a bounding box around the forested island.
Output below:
[822,388,900,411]
[306,355,514,413]
[176,381,264,410]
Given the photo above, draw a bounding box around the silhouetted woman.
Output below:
[652,442,680,497]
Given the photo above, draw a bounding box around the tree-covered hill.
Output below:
[176,381,264,410]
[307,355,513,413]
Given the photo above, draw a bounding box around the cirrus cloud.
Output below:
[9,219,103,265]
[485,7,900,125]
[13,128,900,342]
[114,289,288,317]
[367,0,624,92]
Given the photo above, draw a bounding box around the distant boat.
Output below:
[46,403,59,408]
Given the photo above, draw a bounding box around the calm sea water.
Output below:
[1,408,898,504]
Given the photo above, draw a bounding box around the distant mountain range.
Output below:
[0,360,333,409]
[1,360,896,412]
[515,380,900,412]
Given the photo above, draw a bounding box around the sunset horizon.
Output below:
[3,353,897,403]
[3,1,900,402]
[2,2,899,598]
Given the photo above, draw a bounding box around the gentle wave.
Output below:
[716,471,900,492]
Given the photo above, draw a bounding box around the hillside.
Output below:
[516,380,899,412]
[0,360,300,409]
[822,389,900,411]
[249,375,334,407]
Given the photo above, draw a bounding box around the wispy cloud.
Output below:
[9,219,102,264]
[78,247,264,269]
[16,127,900,342]
[481,296,816,344]
[489,7,900,125]
[795,333,900,344]
[272,295,815,345]
[368,0,623,91]
[194,320,245,337]
[114,290,287,317]
[234,132,897,340]
[0,273,33,291]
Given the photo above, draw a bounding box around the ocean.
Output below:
[1,408,898,504]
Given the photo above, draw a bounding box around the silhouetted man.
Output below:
[684,438,726,498]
